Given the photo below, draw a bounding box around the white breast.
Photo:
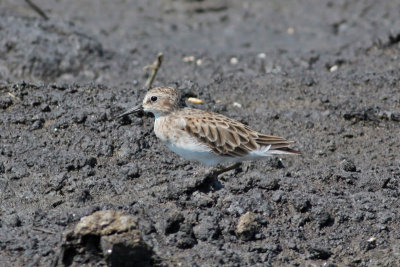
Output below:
[154,116,223,166]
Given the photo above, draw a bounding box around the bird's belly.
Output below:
[164,142,224,166]
[155,116,237,166]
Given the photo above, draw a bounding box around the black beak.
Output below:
[116,104,143,119]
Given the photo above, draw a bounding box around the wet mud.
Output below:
[1,0,400,266]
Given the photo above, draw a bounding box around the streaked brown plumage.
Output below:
[120,87,300,166]
[180,108,299,157]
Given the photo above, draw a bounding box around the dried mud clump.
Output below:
[54,210,158,267]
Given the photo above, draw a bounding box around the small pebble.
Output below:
[230,57,239,65]
[232,102,242,108]
[257,53,266,59]
[183,56,195,62]
[236,211,259,241]
[329,65,338,72]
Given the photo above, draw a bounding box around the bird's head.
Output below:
[118,87,179,119]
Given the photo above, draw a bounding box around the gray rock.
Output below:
[193,216,220,241]
[341,159,357,172]
[312,208,334,228]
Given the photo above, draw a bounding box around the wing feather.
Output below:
[181,108,299,157]
[209,125,218,143]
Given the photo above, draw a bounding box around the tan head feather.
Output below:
[142,87,179,117]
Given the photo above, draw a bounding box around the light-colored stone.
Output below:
[236,211,259,241]
[75,210,138,236]
[56,210,156,267]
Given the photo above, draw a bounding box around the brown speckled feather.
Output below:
[178,108,300,157]
[121,87,300,165]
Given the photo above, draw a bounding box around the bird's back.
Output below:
[172,107,300,158]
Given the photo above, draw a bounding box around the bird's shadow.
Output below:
[196,175,224,193]
[192,163,243,193]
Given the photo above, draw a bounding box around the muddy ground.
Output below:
[1,0,400,266]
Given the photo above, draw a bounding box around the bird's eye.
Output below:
[151,96,158,102]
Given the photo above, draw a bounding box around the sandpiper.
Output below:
[118,87,300,168]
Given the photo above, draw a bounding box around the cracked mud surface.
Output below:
[1,0,400,266]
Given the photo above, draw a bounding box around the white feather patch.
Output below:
[251,145,272,156]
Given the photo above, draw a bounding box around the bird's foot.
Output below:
[206,162,242,178]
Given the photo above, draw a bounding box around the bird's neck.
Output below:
[152,107,178,119]
[153,113,162,120]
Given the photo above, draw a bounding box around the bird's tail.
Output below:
[268,147,301,155]
[255,134,301,156]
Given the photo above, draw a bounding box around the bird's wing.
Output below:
[181,109,296,157]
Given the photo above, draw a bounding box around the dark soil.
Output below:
[1,0,400,266]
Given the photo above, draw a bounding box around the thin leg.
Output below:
[207,162,242,178]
